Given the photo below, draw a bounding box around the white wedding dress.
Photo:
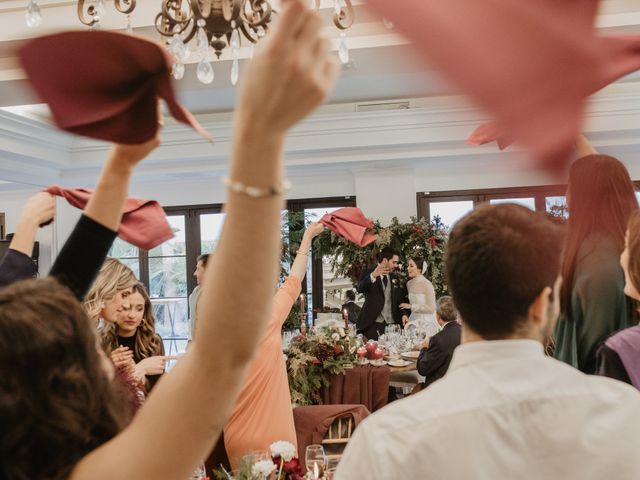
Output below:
[406,276,439,338]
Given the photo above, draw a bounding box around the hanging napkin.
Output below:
[365,0,640,171]
[19,31,211,145]
[45,186,173,250]
[320,207,377,247]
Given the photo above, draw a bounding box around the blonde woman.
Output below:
[101,283,168,392]
[84,258,138,371]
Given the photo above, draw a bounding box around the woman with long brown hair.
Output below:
[554,153,638,373]
[101,282,167,392]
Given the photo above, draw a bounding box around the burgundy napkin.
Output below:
[366,0,640,171]
[320,207,377,247]
[19,31,211,144]
[45,186,173,250]
[466,122,514,151]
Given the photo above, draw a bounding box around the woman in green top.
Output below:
[555,142,638,373]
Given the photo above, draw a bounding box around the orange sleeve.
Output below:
[270,276,302,332]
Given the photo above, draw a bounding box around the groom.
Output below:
[356,247,409,340]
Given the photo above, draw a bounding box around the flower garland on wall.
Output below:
[313,215,450,298]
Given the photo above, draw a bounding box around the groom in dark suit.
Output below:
[356,247,409,340]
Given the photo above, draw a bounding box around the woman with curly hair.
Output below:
[101,283,168,392]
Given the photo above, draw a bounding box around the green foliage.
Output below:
[287,323,357,406]
[313,216,450,298]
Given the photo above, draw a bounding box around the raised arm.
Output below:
[289,222,324,280]
[71,2,340,479]
[49,137,160,300]
[0,192,55,288]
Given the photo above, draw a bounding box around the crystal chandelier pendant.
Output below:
[338,32,349,64]
[196,19,208,57]
[170,33,190,62]
[334,0,342,16]
[196,58,214,84]
[126,15,133,34]
[230,28,240,51]
[172,62,185,80]
[25,0,43,28]
[94,0,107,19]
[230,58,239,86]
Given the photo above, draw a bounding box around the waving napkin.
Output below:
[45,186,173,251]
[320,207,377,247]
[19,31,210,145]
[365,0,640,171]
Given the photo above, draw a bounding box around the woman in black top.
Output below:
[101,283,167,392]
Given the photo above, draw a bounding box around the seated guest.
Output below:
[416,296,461,387]
[597,211,640,388]
[341,289,361,325]
[101,282,168,393]
[337,204,640,479]
[224,223,324,468]
[0,5,339,478]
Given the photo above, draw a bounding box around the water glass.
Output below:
[305,444,327,477]
[189,463,206,480]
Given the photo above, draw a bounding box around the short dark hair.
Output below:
[376,247,398,263]
[446,204,564,339]
[436,296,458,323]
[345,290,356,301]
[197,253,210,266]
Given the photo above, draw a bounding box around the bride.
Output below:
[400,257,439,337]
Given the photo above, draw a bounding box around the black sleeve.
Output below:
[0,249,38,288]
[417,336,447,383]
[357,268,374,294]
[49,215,118,301]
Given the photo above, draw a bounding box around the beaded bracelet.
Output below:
[222,177,291,198]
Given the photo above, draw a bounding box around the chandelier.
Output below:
[156,0,355,85]
[25,0,136,30]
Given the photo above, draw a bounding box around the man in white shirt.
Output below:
[337,204,640,479]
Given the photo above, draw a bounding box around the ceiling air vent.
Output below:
[356,101,410,112]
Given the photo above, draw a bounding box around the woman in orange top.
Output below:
[224,222,325,467]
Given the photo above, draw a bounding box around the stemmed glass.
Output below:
[305,444,327,478]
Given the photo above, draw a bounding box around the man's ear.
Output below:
[529,286,552,327]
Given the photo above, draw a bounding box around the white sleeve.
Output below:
[412,280,436,314]
[334,420,384,479]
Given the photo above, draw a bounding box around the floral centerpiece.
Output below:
[213,441,324,480]
[287,321,357,406]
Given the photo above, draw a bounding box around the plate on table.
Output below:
[387,359,412,368]
[400,351,420,361]
[369,359,387,367]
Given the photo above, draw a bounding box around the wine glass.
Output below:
[305,444,327,477]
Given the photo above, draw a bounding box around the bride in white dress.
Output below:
[400,257,439,338]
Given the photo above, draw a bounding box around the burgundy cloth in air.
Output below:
[366,0,640,170]
[319,207,377,247]
[19,31,211,144]
[45,186,173,251]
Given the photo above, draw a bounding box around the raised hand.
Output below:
[304,222,325,240]
[21,192,55,227]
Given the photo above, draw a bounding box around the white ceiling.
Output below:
[0,0,638,189]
